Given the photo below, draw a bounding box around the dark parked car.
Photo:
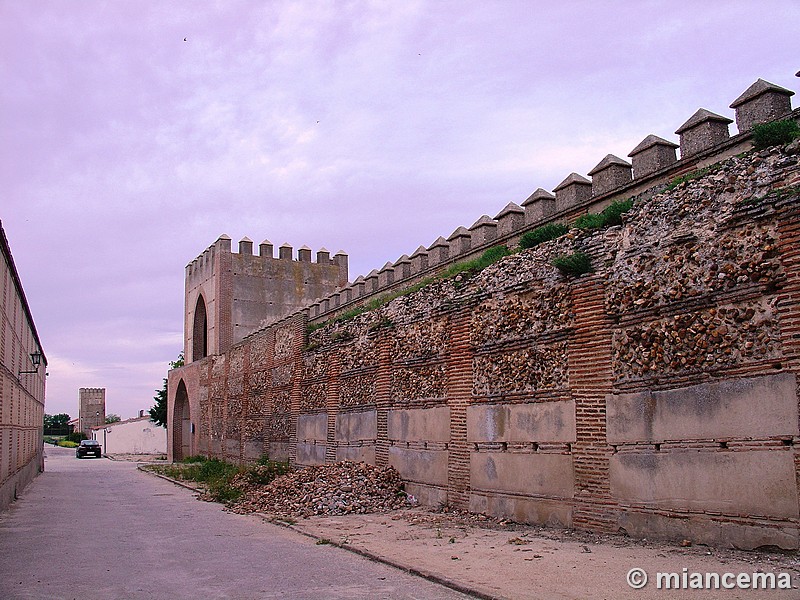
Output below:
[76,439,102,459]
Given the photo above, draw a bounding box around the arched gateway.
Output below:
[172,379,191,461]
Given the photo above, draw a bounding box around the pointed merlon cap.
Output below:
[318,247,329,253]
[299,244,311,250]
[410,245,429,258]
[447,226,471,241]
[675,108,733,134]
[280,242,292,248]
[494,202,524,219]
[366,268,380,278]
[553,173,591,192]
[334,250,348,256]
[240,236,252,242]
[628,134,679,157]
[395,253,411,265]
[261,238,272,245]
[380,261,395,271]
[215,234,232,252]
[353,275,365,283]
[522,188,555,206]
[428,236,449,250]
[730,78,794,108]
[470,215,497,229]
[588,154,631,176]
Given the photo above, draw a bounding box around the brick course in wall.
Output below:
[568,276,617,532]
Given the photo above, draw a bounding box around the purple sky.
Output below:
[2,1,798,420]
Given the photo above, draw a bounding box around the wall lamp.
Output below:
[19,351,43,376]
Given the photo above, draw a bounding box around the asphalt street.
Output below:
[0,446,471,600]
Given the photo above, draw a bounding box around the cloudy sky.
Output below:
[2,0,798,419]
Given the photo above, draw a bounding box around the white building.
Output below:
[91,414,166,455]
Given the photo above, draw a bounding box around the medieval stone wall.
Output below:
[169,76,800,549]
[170,143,800,549]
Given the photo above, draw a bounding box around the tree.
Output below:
[149,352,184,427]
[43,413,71,435]
[105,414,122,424]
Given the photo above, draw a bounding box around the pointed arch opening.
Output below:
[192,294,208,362]
[172,379,191,461]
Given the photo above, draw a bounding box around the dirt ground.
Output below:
[107,453,167,462]
[138,463,800,599]
[274,508,800,600]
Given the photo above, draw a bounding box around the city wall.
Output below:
[168,78,800,549]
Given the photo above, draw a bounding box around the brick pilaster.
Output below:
[446,309,472,509]
[239,346,250,464]
[287,313,306,465]
[775,205,800,503]
[568,275,618,531]
[325,351,341,463]
[374,330,391,467]
[216,248,234,355]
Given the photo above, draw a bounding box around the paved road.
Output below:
[0,446,471,600]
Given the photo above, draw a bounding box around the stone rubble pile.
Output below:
[230,461,410,517]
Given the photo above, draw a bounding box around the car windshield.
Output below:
[82,440,99,445]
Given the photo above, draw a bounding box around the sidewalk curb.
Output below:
[260,514,503,600]
[139,467,499,600]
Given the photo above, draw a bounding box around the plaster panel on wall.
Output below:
[335,409,377,442]
[617,509,799,551]
[467,400,575,443]
[297,412,327,442]
[388,446,448,486]
[387,406,450,442]
[336,445,376,464]
[607,373,798,444]
[610,449,799,519]
[296,442,326,465]
[470,492,572,527]
[470,453,574,498]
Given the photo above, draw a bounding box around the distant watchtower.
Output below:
[78,388,106,435]
[184,235,348,362]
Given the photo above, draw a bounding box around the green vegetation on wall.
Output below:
[552,251,592,276]
[752,119,800,150]
[573,198,634,230]
[519,223,568,249]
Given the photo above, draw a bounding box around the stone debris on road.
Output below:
[229,460,411,517]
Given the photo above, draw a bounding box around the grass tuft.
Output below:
[552,252,592,276]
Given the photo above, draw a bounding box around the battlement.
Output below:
[304,76,798,324]
[184,234,348,362]
[186,234,348,282]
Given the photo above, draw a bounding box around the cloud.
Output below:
[2,0,799,419]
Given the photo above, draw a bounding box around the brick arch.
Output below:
[172,379,191,461]
[192,294,208,362]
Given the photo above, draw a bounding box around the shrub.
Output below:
[57,440,79,448]
[144,456,292,506]
[752,119,800,150]
[573,213,606,230]
[552,252,592,276]
[479,244,512,263]
[600,198,634,226]
[519,223,568,249]
[66,431,88,444]
[571,199,633,230]
[182,455,206,464]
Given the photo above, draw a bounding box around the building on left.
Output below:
[0,221,47,511]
